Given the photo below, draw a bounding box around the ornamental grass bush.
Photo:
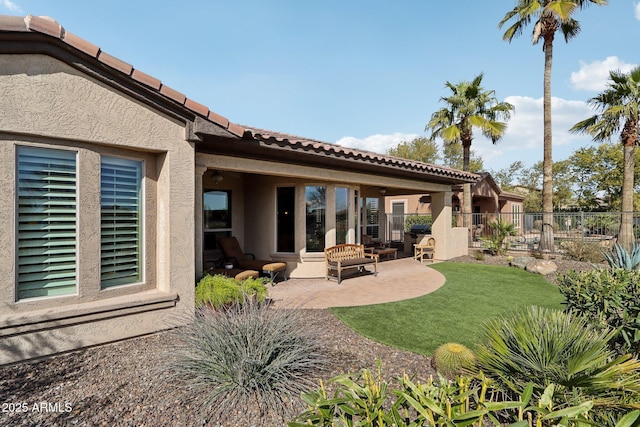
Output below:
[476,306,640,426]
[167,301,324,425]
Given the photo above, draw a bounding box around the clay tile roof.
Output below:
[0,14,243,137]
[245,126,479,181]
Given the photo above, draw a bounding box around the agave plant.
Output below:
[603,242,640,270]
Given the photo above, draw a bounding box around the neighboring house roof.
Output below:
[500,191,526,202]
[0,14,478,185]
[451,172,524,202]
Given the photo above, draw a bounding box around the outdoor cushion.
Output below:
[328,258,375,268]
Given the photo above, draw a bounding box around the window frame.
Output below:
[15,145,79,301]
[100,155,145,289]
[202,189,232,251]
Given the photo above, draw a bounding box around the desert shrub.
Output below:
[474,249,485,260]
[560,239,605,263]
[583,214,620,236]
[559,269,640,356]
[168,302,324,425]
[604,242,640,271]
[476,306,640,425]
[288,367,635,426]
[239,276,268,301]
[404,215,431,232]
[195,273,267,309]
[432,342,476,378]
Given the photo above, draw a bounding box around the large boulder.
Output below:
[511,256,536,270]
[525,259,558,276]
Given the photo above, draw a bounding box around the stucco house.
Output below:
[0,15,478,364]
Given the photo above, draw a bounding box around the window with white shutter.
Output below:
[17,146,78,300]
[101,157,142,288]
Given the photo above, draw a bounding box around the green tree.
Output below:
[386,136,440,164]
[490,160,525,189]
[500,0,608,252]
[495,161,575,212]
[571,66,640,251]
[425,73,514,229]
[441,142,484,172]
[568,143,640,210]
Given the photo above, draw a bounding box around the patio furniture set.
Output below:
[204,234,435,286]
[204,236,287,283]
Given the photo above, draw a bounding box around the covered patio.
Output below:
[267,257,445,309]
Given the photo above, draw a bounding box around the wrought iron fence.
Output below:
[383,211,640,253]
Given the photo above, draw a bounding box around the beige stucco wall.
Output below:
[0,54,194,364]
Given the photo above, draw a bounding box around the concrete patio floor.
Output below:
[268,257,446,309]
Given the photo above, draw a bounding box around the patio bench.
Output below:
[325,244,378,284]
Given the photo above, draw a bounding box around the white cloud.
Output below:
[335,96,598,173]
[2,0,21,12]
[570,56,637,91]
[475,95,595,170]
[335,132,420,155]
[635,2,640,20]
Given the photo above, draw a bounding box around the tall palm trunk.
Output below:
[462,138,473,239]
[540,31,555,252]
[619,121,637,251]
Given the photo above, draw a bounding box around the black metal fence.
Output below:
[384,211,640,253]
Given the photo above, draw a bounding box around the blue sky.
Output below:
[2,1,638,173]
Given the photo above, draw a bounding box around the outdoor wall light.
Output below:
[211,170,223,184]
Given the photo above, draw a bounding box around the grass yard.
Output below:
[330,262,564,355]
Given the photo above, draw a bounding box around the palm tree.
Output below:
[499,0,608,252]
[570,67,640,252]
[425,73,514,231]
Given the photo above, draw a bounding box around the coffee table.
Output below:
[365,247,398,260]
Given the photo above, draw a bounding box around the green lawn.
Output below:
[330,262,564,355]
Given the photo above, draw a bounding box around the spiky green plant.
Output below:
[167,302,324,424]
[432,342,476,378]
[476,306,640,424]
[485,218,518,255]
[603,242,640,271]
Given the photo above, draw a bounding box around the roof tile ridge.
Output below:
[244,125,479,178]
[18,14,244,138]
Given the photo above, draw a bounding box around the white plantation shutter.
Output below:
[101,157,142,288]
[17,147,77,299]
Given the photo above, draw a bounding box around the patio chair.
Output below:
[203,249,259,281]
[218,236,273,271]
[414,235,435,263]
[218,236,287,282]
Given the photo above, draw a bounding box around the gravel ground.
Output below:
[0,256,597,427]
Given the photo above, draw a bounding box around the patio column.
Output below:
[194,165,207,278]
[431,190,468,260]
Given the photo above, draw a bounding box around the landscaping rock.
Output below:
[525,259,558,276]
[511,256,536,269]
